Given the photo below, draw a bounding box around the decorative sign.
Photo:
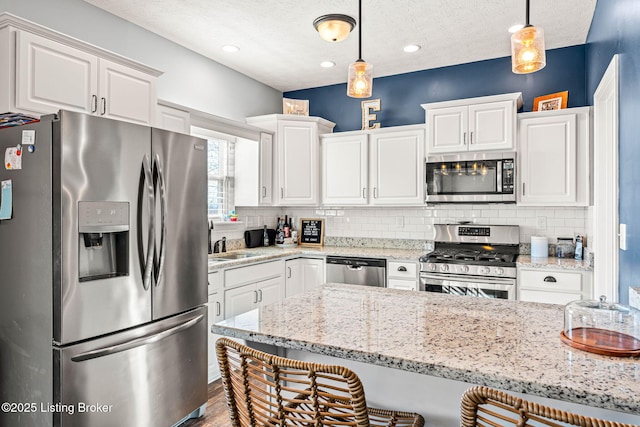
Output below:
[299,218,324,247]
[361,99,381,130]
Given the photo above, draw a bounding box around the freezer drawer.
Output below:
[54,306,207,427]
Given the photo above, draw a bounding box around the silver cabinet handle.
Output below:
[262,186,267,198]
[280,188,284,198]
[101,97,106,115]
[398,266,407,272]
[91,94,98,113]
[373,187,378,199]
[258,289,263,302]
[470,131,474,144]
[363,188,366,199]
[463,132,467,145]
[522,183,526,196]
[253,290,259,304]
[543,276,557,283]
[216,301,221,317]
[287,266,292,278]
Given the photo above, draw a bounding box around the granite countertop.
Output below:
[208,246,424,272]
[517,255,592,271]
[212,284,640,415]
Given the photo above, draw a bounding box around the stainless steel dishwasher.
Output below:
[325,256,387,287]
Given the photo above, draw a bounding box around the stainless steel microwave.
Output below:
[425,152,516,203]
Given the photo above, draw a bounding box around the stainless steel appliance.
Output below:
[419,224,519,300]
[0,111,208,427]
[326,256,386,287]
[425,152,516,203]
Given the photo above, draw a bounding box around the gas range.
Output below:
[419,224,520,299]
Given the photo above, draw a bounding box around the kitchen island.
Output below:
[212,284,640,426]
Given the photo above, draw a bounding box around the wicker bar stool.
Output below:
[460,385,638,427]
[216,337,424,427]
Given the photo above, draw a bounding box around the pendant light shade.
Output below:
[347,0,372,98]
[313,14,356,42]
[511,0,546,74]
[347,59,373,98]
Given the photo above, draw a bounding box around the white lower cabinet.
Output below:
[518,268,592,304]
[207,291,224,383]
[223,260,285,318]
[285,258,325,297]
[387,260,418,291]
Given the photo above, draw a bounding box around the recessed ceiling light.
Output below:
[403,44,421,53]
[222,45,239,53]
[320,61,336,68]
[508,24,524,33]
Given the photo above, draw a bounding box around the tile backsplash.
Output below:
[234,204,589,247]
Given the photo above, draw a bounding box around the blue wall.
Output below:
[285,46,587,132]
[586,0,640,304]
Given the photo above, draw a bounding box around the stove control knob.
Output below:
[460,265,469,273]
[429,264,437,271]
[479,267,490,275]
[440,264,449,272]
[495,268,505,276]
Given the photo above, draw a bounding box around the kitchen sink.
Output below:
[210,252,262,261]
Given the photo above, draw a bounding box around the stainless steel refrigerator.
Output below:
[0,110,208,426]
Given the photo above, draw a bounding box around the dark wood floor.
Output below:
[181,379,232,427]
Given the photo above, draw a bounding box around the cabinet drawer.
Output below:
[519,269,582,292]
[388,278,417,291]
[225,260,284,288]
[519,289,582,305]
[208,271,223,294]
[388,261,417,279]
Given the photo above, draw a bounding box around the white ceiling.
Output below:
[82,0,597,93]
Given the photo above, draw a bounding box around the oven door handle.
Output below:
[420,272,515,286]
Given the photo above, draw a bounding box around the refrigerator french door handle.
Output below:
[153,154,168,287]
[70,314,204,363]
[137,155,155,291]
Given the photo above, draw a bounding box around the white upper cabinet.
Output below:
[517,107,591,206]
[369,126,425,205]
[155,102,191,134]
[246,114,335,206]
[322,133,369,205]
[235,132,274,206]
[422,93,522,154]
[1,15,162,125]
[321,125,425,206]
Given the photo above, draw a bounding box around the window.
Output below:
[191,127,235,219]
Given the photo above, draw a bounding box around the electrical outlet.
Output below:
[536,216,547,229]
[620,223,627,251]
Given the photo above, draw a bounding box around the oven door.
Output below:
[419,273,516,300]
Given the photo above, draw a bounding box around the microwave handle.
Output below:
[496,160,503,193]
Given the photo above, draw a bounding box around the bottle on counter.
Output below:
[276,217,284,244]
[283,215,290,238]
[574,235,583,261]
[263,225,269,247]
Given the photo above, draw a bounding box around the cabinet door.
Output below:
[16,31,98,115]
[257,276,285,307]
[468,100,514,151]
[427,105,468,153]
[98,59,157,125]
[260,132,274,205]
[285,259,304,297]
[388,279,417,291]
[207,292,224,383]
[156,104,190,133]
[370,129,425,205]
[518,114,577,205]
[322,134,368,205]
[277,120,318,205]
[302,258,324,292]
[224,284,257,318]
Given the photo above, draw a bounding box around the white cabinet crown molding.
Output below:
[0,12,162,77]
[420,92,523,111]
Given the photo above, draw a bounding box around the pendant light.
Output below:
[313,14,356,43]
[511,0,546,74]
[347,0,373,98]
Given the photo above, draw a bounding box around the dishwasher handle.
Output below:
[325,256,386,268]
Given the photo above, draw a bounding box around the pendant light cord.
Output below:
[358,0,362,61]
[525,0,530,26]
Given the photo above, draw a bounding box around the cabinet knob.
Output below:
[543,276,557,283]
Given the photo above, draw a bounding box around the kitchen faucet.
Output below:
[213,236,227,254]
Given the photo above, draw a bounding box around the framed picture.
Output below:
[298,218,324,247]
[283,98,309,116]
[533,91,568,111]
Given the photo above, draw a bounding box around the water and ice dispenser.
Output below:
[78,201,129,281]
